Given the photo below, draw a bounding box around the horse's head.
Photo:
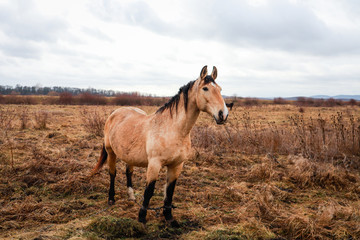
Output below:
[196,65,228,125]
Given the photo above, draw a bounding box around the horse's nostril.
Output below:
[219,110,224,121]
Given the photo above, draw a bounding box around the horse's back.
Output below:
[111,107,147,118]
[104,107,149,166]
[107,106,147,124]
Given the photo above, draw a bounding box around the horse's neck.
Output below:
[175,98,200,137]
[160,92,199,138]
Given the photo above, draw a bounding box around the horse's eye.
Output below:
[202,87,208,91]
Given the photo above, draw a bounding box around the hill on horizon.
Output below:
[282,95,360,101]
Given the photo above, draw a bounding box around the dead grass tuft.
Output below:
[246,163,275,182]
[204,220,276,240]
[0,106,16,132]
[19,107,30,130]
[33,110,49,129]
[288,156,358,190]
[0,195,66,230]
[0,106,17,169]
[17,147,66,187]
[282,214,319,240]
[80,107,108,137]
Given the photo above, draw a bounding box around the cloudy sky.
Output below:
[0,0,359,97]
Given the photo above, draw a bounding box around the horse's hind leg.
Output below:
[126,165,135,200]
[163,162,183,227]
[107,150,117,205]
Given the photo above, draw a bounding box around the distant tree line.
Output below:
[0,84,131,96]
[0,84,168,106]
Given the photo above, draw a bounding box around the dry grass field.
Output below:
[0,104,360,239]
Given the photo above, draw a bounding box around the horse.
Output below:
[91,65,229,226]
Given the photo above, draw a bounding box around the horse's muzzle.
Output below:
[214,110,228,125]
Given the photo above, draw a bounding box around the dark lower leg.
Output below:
[138,180,156,223]
[126,165,135,200]
[108,170,116,205]
[163,179,177,221]
[126,165,133,188]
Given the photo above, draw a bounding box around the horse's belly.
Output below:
[119,149,148,167]
[111,136,148,167]
[107,109,149,167]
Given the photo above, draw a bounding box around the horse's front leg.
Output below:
[138,160,161,224]
[163,162,183,227]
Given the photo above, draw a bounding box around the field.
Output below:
[0,104,360,239]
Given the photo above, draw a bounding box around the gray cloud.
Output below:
[0,0,67,58]
[91,0,360,56]
[0,41,41,59]
[90,0,168,32]
[195,1,360,55]
[194,1,328,48]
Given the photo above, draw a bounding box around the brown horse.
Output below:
[91,66,228,226]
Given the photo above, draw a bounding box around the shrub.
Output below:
[58,92,73,105]
[80,108,108,137]
[0,106,16,131]
[78,92,107,105]
[243,98,260,106]
[112,93,143,106]
[19,107,30,129]
[348,99,358,106]
[273,97,288,105]
[33,111,49,129]
[112,93,167,106]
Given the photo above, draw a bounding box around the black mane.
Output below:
[204,75,215,84]
[156,80,196,115]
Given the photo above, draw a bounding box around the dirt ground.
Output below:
[0,104,359,239]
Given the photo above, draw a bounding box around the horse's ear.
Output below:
[200,65,207,80]
[211,66,217,80]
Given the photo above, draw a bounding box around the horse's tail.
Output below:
[90,143,108,177]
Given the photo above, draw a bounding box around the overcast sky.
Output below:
[0,0,359,97]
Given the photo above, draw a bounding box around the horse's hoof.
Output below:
[167,219,180,228]
[138,207,147,224]
[108,199,115,205]
[138,217,147,224]
[128,196,136,201]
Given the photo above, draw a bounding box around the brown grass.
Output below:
[0,104,359,239]
[193,106,360,167]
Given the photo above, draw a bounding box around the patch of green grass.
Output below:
[86,216,146,239]
[205,229,245,240]
[205,222,277,240]
[144,219,202,239]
